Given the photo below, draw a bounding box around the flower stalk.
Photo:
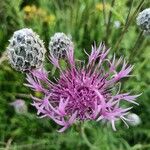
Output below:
[129,30,144,60]
[105,0,116,44]
[114,0,145,52]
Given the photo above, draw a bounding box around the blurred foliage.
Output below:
[0,0,150,149]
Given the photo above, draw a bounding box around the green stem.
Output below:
[136,38,148,58]
[6,140,49,149]
[114,0,145,52]
[51,66,57,76]
[131,144,150,150]
[105,0,116,44]
[129,30,144,60]
[102,0,107,26]
[0,51,7,65]
[125,0,134,26]
[81,123,98,150]
[3,92,31,99]
[135,57,148,73]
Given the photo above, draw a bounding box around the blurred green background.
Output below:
[0,0,150,149]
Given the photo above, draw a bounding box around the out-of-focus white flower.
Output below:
[114,21,121,29]
[127,113,141,126]
[10,99,28,114]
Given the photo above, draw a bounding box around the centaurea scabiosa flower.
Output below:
[25,43,140,132]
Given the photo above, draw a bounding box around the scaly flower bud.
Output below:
[7,28,46,72]
[127,113,141,126]
[136,8,150,35]
[49,32,73,59]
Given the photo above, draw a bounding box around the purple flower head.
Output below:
[26,42,140,132]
